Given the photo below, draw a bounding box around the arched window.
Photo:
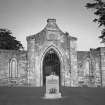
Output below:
[84,60,90,76]
[9,58,18,78]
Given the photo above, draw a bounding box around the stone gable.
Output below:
[27,19,78,87]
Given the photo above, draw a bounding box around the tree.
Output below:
[0,28,24,50]
[85,0,105,43]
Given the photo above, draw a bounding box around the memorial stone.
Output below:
[44,73,61,99]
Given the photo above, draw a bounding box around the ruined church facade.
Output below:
[0,19,105,87]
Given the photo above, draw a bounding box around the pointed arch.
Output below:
[43,48,60,85]
[41,45,63,62]
[9,58,18,78]
[40,45,63,86]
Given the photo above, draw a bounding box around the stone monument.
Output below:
[44,72,61,99]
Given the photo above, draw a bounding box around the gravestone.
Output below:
[44,74,61,99]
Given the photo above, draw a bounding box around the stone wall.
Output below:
[90,48,101,87]
[0,50,27,86]
[77,47,105,87]
[70,37,78,87]
[77,51,90,87]
[100,48,105,87]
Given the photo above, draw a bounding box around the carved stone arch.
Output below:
[9,58,18,78]
[40,45,63,86]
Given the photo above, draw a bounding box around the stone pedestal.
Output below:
[44,93,61,99]
[44,74,61,99]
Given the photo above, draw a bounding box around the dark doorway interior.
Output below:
[43,49,60,85]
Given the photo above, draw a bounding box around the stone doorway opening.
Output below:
[43,49,60,86]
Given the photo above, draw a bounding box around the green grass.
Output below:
[0,87,105,105]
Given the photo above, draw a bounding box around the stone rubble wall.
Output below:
[77,51,90,87]
[90,49,101,87]
[100,48,105,87]
[0,50,27,86]
[77,48,105,87]
[70,39,78,87]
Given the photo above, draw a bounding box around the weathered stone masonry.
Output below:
[26,19,78,87]
[0,19,105,87]
[0,50,27,86]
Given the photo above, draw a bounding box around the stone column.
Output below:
[27,38,36,86]
[70,38,78,87]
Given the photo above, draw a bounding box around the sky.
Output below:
[0,0,104,51]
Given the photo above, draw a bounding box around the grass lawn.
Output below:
[0,87,105,105]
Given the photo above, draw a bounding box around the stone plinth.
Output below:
[44,74,61,99]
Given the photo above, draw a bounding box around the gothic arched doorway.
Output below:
[43,49,60,85]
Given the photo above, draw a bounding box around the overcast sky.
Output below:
[0,0,104,51]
